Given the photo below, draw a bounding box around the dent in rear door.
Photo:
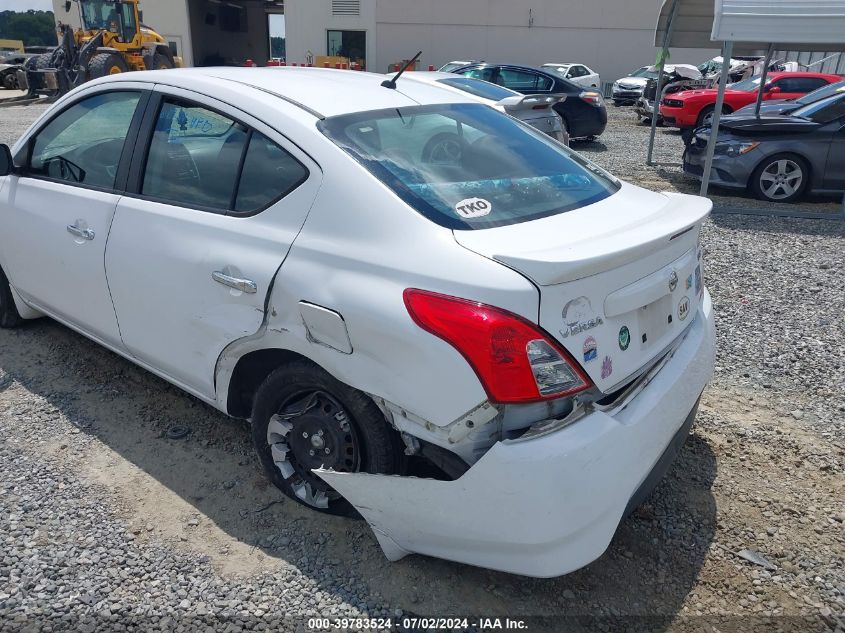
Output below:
[105,87,323,397]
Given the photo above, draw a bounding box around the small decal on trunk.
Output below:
[560,296,603,338]
[455,197,492,218]
[695,265,702,296]
[601,355,613,379]
[678,296,691,321]
[618,326,630,351]
[685,274,693,290]
[583,336,597,362]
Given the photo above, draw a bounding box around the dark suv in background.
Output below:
[449,63,608,140]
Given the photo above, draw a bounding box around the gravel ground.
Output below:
[0,99,843,632]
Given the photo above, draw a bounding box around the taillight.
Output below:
[580,91,603,107]
[403,289,592,404]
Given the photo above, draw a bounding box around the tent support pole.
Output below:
[754,43,775,117]
[700,40,733,197]
[647,0,679,165]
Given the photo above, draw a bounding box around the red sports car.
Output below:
[659,72,843,129]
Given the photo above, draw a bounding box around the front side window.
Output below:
[141,98,307,213]
[499,69,553,92]
[28,91,141,189]
[460,67,497,83]
[319,103,619,230]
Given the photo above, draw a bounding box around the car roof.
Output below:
[457,62,560,76]
[94,67,479,118]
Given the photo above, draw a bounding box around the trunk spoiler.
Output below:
[495,93,567,112]
[482,191,712,286]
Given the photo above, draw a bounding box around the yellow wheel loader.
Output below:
[19,0,181,98]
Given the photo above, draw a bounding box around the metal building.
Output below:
[51,0,719,82]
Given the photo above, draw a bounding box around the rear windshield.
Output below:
[792,93,845,123]
[318,103,619,230]
[797,80,845,105]
[437,77,516,101]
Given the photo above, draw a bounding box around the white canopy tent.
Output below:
[647,0,845,198]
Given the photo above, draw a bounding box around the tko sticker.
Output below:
[685,274,693,290]
[455,197,492,218]
[678,296,691,321]
[583,336,597,362]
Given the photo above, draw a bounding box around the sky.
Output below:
[1,0,53,11]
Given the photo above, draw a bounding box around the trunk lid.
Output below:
[453,184,711,392]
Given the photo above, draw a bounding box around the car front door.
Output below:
[105,87,321,399]
[0,86,149,345]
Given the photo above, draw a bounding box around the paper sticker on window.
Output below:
[455,197,492,218]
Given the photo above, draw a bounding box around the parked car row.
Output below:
[682,84,845,203]
[0,66,715,576]
[440,62,607,140]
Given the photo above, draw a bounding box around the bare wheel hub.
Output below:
[266,390,360,509]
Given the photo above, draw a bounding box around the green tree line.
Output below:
[0,10,57,48]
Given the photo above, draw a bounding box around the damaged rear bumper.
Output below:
[318,291,716,577]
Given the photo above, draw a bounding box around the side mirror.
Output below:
[0,144,14,177]
[767,85,781,94]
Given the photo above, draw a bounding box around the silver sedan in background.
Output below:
[397,71,569,145]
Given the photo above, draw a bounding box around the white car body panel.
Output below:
[0,67,717,577]
[319,290,715,577]
[0,178,123,344]
[104,84,324,398]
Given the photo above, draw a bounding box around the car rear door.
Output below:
[0,85,150,346]
[105,86,322,399]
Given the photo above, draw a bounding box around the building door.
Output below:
[327,30,365,69]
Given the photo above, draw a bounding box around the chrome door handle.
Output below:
[67,224,95,240]
[212,271,257,294]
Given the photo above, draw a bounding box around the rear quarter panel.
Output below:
[220,137,541,427]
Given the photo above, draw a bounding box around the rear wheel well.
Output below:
[226,348,313,418]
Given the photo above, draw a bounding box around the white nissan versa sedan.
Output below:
[0,67,716,577]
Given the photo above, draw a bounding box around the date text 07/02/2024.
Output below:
[307,617,529,630]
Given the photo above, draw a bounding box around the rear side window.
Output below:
[28,91,141,190]
[143,100,247,210]
[499,69,553,91]
[234,131,308,214]
[141,98,307,213]
[319,103,619,230]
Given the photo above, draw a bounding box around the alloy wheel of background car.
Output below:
[696,104,731,128]
[251,360,403,516]
[752,155,807,203]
